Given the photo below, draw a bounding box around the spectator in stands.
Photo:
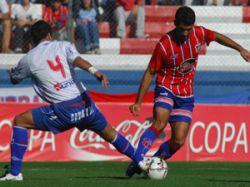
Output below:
[157,0,184,5]
[11,0,41,53]
[114,0,147,38]
[61,0,69,6]
[43,0,68,41]
[191,0,207,5]
[233,0,249,5]
[35,0,51,6]
[73,0,104,22]
[75,0,101,54]
[0,0,12,53]
[223,0,230,5]
[93,0,104,22]
[10,0,38,3]
[101,0,115,22]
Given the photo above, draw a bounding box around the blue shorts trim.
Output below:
[169,115,192,124]
[32,92,107,134]
[154,86,194,124]
[154,100,173,111]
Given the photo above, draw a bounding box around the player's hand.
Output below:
[8,68,14,74]
[95,72,109,88]
[8,67,17,76]
[129,103,141,116]
[7,68,18,84]
[240,48,250,62]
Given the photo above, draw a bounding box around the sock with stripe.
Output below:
[111,133,136,160]
[133,126,160,163]
[10,126,28,176]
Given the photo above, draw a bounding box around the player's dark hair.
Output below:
[30,20,52,45]
[175,6,196,26]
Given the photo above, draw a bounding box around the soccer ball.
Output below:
[146,157,168,180]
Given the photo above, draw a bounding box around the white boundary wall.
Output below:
[1,54,249,71]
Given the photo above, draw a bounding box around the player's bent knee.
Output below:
[13,112,34,129]
[152,119,166,131]
[14,115,23,125]
[99,124,117,142]
[13,115,27,128]
[172,139,186,149]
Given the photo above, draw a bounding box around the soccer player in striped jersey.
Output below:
[0,20,136,181]
[126,6,250,177]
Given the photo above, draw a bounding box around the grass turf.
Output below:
[0,162,250,187]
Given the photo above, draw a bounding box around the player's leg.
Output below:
[1,101,70,181]
[75,94,136,161]
[98,124,136,160]
[0,110,38,181]
[132,86,174,164]
[126,86,173,177]
[154,95,194,160]
[126,107,171,178]
[133,107,171,163]
[154,121,190,159]
[2,19,12,53]
[114,6,127,38]
[135,6,145,38]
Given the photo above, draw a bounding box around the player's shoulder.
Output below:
[156,34,171,48]
[192,25,207,36]
[58,41,76,51]
[47,41,74,53]
[193,25,208,32]
[159,33,169,41]
[52,40,72,47]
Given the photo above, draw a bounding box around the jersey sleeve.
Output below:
[202,26,215,45]
[0,0,9,14]
[10,5,18,19]
[65,42,80,64]
[149,42,165,72]
[31,5,42,20]
[9,56,31,83]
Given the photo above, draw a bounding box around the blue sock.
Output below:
[154,140,173,160]
[111,133,135,160]
[10,126,28,175]
[133,127,159,163]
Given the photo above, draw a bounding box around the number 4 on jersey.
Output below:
[47,55,66,78]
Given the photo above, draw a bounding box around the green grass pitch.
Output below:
[0,162,250,187]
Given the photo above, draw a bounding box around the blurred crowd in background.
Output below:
[0,0,249,54]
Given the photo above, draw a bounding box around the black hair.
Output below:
[30,20,52,45]
[175,6,196,26]
[83,0,94,10]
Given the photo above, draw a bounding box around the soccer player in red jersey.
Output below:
[126,6,250,177]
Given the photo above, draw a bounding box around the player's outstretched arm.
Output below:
[8,57,31,85]
[130,66,155,116]
[214,32,250,62]
[73,57,109,87]
[8,68,19,84]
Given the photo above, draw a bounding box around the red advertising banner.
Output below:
[0,102,250,162]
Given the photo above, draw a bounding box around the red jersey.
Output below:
[149,26,215,97]
[43,6,68,30]
[115,0,142,11]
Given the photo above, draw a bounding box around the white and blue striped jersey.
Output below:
[10,41,86,103]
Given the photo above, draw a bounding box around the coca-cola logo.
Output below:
[70,120,152,151]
